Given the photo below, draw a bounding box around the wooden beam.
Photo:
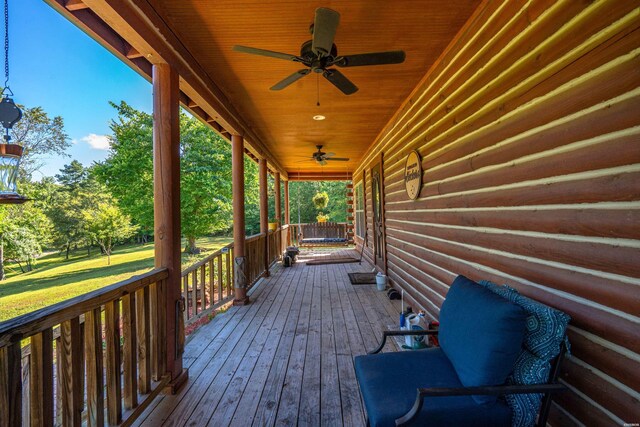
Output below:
[259,158,269,277]
[287,171,353,181]
[232,135,250,305]
[65,0,88,11]
[152,63,187,390]
[125,45,143,59]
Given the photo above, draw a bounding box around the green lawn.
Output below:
[0,236,232,322]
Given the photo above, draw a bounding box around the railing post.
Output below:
[259,158,270,277]
[232,134,250,305]
[153,62,188,392]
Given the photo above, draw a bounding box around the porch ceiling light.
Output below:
[313,114,326,121]
[0,0,26,204]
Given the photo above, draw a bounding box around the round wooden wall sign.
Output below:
[404,150,422,200]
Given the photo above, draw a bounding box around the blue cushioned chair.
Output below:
[354,275,569,427]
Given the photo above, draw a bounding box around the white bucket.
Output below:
[375,273,387,291]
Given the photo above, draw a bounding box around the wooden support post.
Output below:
[283,180,290,246]
[274,172,282,227]
[258,158,269,277]
[232,134,250,305]
[284,180,290,225]
[153,63,188,392]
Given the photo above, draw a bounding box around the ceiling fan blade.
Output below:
[334,50,406,67]
[270,69,311,91]
[233,45,300,62]
[326,157,350,161]
[323,69,358,95]
[312,8,340,56]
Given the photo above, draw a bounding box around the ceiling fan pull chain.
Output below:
[316,73,320,106]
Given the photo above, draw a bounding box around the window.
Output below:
[355,181,365,238]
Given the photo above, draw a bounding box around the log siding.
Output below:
[355,1,640,424]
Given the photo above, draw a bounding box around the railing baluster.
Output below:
[136,287,151,394]
[60,318,82,426]
[30,329,53,427]
[208,259,215,306]
[84,308,104,427]
[200,265,207,309]
[182,275,189,324]
[217,255,223,301]
[149,281,160,381]
[191,270,198,316]
[105,301,122,425]
[122,293,138,409]
[0,342,22,427]
[226,250,231,296]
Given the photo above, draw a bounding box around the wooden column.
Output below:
[258,158,269,277]
[153,63,187,392]
[284,180,290,225]
[274,172,282,226]
[232,134,250,305]
[283,180,290,245]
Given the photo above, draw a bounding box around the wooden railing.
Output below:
[245,233,265,287]
[180,243,234,328]
[0,269,169,427]
[0,229,295,426]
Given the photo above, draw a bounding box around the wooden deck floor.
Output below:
[135,249,401,427]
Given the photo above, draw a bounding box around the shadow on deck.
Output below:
[135,249,401,426]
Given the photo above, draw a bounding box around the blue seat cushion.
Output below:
[439,275,527,405]
[354,348,512,427]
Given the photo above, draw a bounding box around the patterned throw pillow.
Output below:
[477,280,519,300]
[510,294,570,361]
[505,350,551,427]
[478,280,570,426]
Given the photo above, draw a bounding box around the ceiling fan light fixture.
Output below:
[313,115,326,121]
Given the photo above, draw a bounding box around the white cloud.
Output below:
[80,134,110,150]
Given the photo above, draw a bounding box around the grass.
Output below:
[0,236,232,322]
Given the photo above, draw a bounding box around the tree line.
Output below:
[0,101,348,279]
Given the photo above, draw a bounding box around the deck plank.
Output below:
[272,263,314,426]
[207,264,302,426]
[139,249,400,427]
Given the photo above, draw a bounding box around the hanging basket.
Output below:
[0,143,27,204]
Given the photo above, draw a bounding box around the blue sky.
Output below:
[11,0,152,178]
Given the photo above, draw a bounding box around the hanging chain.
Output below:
[3,0,9,93]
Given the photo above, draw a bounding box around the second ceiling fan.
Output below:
[233,7,406,95]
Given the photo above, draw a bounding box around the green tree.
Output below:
[83,199,138,265]
[95,102,236,253]
[0,200,53,275]
[10,106,71,178]
[93,102,154,238]
[55,160,88,191]
[3,227,42,273]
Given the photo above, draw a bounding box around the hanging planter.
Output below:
[312,191,329,210]
[0,0,25,204]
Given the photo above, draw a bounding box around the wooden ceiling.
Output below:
[52,0,480,176]
[141,1,480,175]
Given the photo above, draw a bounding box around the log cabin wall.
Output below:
[353,0,640,424]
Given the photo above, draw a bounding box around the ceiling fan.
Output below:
[233,7,406,95]
[299,145,350,165]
